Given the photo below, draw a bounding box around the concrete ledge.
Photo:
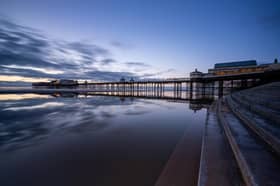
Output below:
[216,99,257,186]
[197,110,208,186]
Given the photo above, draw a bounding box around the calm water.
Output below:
[0,93,209,186]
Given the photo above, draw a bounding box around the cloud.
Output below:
[85,70,137,81]
[124,61,151,67]
[0,18,177,83]
[0,75,50,83]
[1,65,64,75]
[142,68,176,77]
[0,18,141,82]
[110,41,131,49]
[100,58,116,65]
[164,68,176,73]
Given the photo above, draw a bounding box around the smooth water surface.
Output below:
[0,94,208,186]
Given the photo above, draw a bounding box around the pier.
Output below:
[29,60,280,100]
[60,64,280,99]
[7,60,278,101]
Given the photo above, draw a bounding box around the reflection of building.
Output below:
[207,60,268,76]
[52,92,78,98]
[189,103,203,112]
[189,100,213,112]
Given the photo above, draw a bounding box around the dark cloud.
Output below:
[100,58,116,65]
[0,81,30,87]
[124,61,150,67]
[0,18,141,82]
[110,41,130,49]
[0,18,176,83]
[141,68,176,78]
[165,68,176,73]
[85,71,138,81]
[67,42,110,63]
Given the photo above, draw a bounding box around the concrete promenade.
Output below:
[198,82,280,186]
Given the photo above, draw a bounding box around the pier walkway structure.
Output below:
[76,63,280,97]
[31,60,280,98]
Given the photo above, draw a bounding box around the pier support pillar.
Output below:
[218,80,223,98]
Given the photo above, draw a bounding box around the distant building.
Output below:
[32,82,51,86]
[189,60,280,78]
[52,79,77,86]
[32,79,77,86]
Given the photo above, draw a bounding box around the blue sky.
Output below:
[0,0,280,83]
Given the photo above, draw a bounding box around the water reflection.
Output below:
[3,102,65,111]
[0,93,211,152]
[0,96,132,151]
[0,93,210,186]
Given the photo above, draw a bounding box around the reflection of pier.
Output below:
[81,91,213,103]
[49,91,214,112]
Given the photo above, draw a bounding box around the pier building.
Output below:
[208,60,269,76]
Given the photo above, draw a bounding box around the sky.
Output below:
[0,0,280,84]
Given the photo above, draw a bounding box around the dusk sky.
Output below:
[0,0,280,83]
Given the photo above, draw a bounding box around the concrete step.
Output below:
[233,92,280,111]
[197,102,244,186]
[226,96,280,157]
[243,82,280,93]
[231,93,280,126]
[217,99,280,186]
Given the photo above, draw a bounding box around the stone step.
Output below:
[217,99,280,186]
[226,96,280,157]
[233,92,280,111]
[231,93,280,126]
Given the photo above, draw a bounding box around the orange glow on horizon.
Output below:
[0,75,51,83]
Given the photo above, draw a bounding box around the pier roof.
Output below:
[214,60,257,69]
